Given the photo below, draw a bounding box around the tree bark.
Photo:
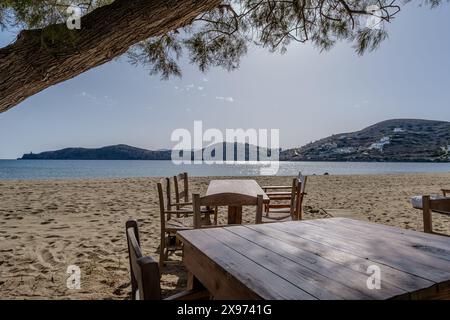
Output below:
[0,0,221,113]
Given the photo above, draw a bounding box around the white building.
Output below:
[369,136,391,152]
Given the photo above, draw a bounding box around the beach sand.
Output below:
[1,173,449,299]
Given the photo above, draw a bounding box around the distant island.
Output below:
[21,144,172,160]
[20,119,450,162]
[20,143,275,161]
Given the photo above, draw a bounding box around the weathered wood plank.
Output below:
[203,228,375,300]
[226,225,409,299]
[178,229,316,300]
[300,219,450,270]
[182,239,260,299]
[245,223,437,298]
[330,218,450,249]
[270,221,450,283]
[314,218,450,262]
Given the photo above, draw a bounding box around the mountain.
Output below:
[280,119,450,162]
[19,119,450,162]
[20,144,172,160]
[19,143,274,161]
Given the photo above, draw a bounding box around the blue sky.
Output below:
[1,3,450,159]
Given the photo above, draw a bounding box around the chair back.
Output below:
[157,177,172,221]
[174,172,189,208]
[263,177,302,220]
[290,178,300,220]
[192,193,263,227]
[125,220,161,300]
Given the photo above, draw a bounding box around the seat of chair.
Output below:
[262,215,293,223]
[262,185,291,190]
[266,191,292,196]
[166,215,213,232]
[166,216,194,231]
[168,206,215,215]
[266,208,292,220]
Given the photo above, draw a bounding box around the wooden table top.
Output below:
[178,218,450,300]
[206,179,270,203]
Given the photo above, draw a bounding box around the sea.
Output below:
[0,160,450,180]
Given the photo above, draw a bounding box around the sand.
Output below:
[1,173,449,299]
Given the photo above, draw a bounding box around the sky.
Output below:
[1,3,450,159]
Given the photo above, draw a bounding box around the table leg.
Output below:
[228,206,243,224]
[187,272,204,290]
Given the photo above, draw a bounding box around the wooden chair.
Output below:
[192,192,264,227]
[173,172,191,209]
[125,220,209,300]
[157,177,195,270]
[422,195,450,237]
[262,173,307,221]
[157,177,215,269]
[174,172,218,224]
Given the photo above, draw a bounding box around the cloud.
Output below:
[81,91,95,99]
[353,99,369,109]
[174,84,201,93]
[80,91,116,107]
[216,96,234,103]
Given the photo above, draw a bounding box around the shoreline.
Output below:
[0,171,450,182]
[6,158,450,162]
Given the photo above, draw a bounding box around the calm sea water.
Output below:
[0,160,450,180]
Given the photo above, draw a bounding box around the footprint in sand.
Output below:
[37,248,64,269]
[50,225,70,230]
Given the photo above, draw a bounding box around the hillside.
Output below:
[19,143,272,161]
[280,119,450,162]
[20,144,172,160]
[20,119,450,162]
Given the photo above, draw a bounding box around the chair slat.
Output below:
[263,173,307,222]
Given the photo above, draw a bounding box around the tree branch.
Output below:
[0,0,221,113]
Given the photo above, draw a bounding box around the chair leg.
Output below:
[214,206,218,225]
[159,231,166,272]
[164,235,170,261]
[205,209,211,224]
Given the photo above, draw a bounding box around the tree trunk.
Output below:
[0,0,221,113]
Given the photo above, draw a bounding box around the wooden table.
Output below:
[178,218,450,300]
[206,180,270,224]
